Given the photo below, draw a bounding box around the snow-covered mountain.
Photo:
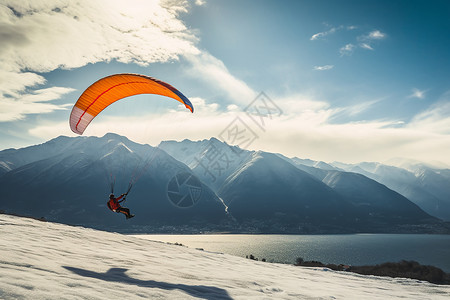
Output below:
[218,151,356,232]
[321,171,431,222]
[330,161,450,221]
[0,133,228,232]
[1,134,448,233]
[283,159,433,223]
[159,138,250,191]
[157,138,446,233]
[291,157,341,171]
[3,214,449,299]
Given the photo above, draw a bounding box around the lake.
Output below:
[132,234,450,272]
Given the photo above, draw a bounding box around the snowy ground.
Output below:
[1,214,449,300]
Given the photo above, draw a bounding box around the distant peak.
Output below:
[102,132,124,139]
[100,133,133,144]
[47,135,72,143]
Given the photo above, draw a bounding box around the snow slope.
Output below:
[1,214,449,299]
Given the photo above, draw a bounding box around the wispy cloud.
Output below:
[359,43,374,50]
[339,99,383,117]
[357,30,387,51]
[195,0,206,6]
[340,44,355,56]
[408,91,450,134]
[312,25,386,56]
[0,70,45,98]
[409,88,427,99]
[185,52,255,104]
[310,25,357,41]
[338,29,387,55]
[367,30,386,40]
[313,65,334,71]
[310,26,340,40]
[0,87,74,122]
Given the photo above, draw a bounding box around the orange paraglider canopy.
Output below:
[69,73,193,135]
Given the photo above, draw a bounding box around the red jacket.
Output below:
[107,195,124,211]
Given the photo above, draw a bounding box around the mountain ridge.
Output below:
[0,133,448,233]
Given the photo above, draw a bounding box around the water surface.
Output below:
[132,234,450,272]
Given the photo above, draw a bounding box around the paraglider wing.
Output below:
[69,73,193,135]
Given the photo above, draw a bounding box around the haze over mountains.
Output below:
[329,161,450,221]
[1,133,449,233]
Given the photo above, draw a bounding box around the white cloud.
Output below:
[28,91,450,166]
[29,97,236,145]
[1,0,264,153]
[275,94,333,116]
[20,87,75,103]
[1,0,198,73]
[185,52,256,104]
[0,87,74,122]
[359,43,374,50]
[311,25,386,56]
[311,25,357,41]
[338,29,386,55]
[0,0,199,120]
[408,92,450,134]
[226,104,240,112]
[195,0,206,6]
[3,2,447,166]
[1,0,256,127]
[339,99,383,117]
[367,30,386,40]
[311,25,387,56]
[355,30,386,51]
[340,44,355,56]
[409,88,427,99]
[313,65,334,71]
[310,26,341,40]
[310,30,332,41]
[252,108,450,166]
[0,70,46,98]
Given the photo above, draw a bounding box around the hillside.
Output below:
[1,214,449,299]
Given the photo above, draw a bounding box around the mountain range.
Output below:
[0,134,228,232]
[160,138,448,233]
[328,161,450,221]
[1,133,449,233]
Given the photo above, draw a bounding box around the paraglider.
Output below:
[107,193,134,219]
[69,73,193,135]
[69,73,194,220]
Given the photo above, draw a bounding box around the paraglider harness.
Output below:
[106,200,113,211]
[107,178,133,212]
[107,195,126,212]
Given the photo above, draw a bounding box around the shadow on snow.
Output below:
[63,266,233,300]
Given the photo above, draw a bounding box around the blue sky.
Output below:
[1,0,450,166]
